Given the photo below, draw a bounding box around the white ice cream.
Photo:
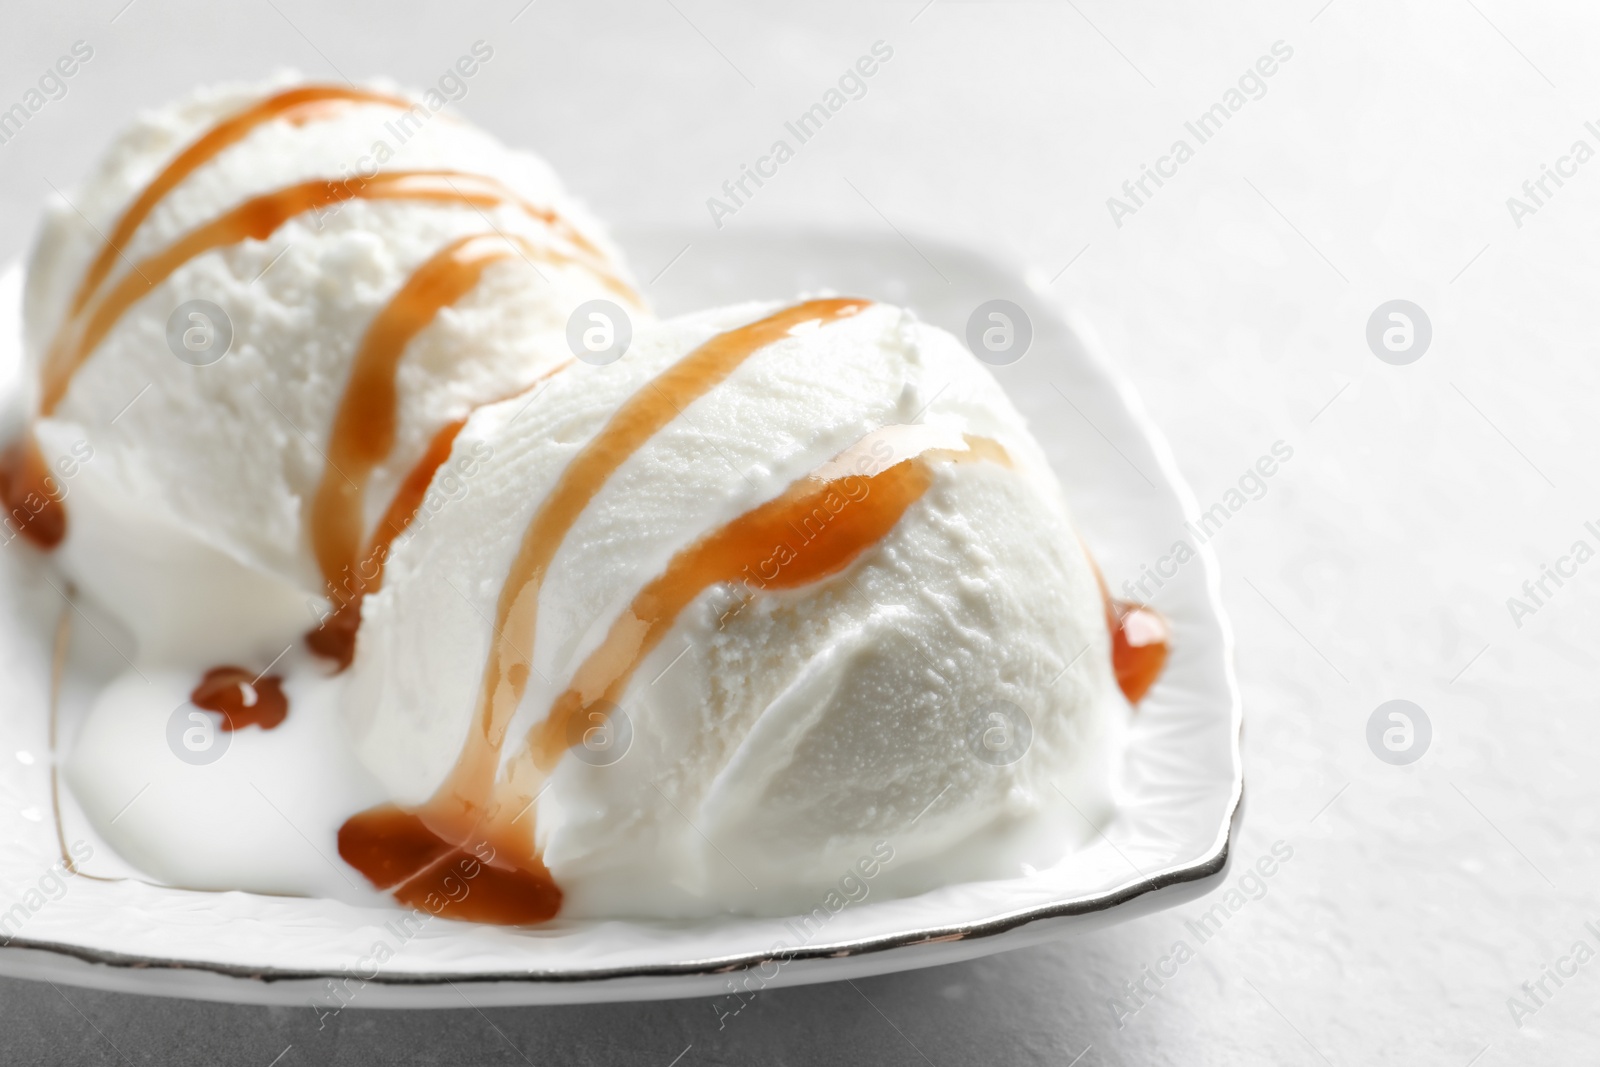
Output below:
[347,300,1126,919]
[30,78,1128,925]
[21,74,638,666]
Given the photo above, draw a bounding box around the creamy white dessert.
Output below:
[3,78,1166,926]
[343,298,1135,920]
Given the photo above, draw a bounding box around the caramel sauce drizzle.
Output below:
[14,81,621,552]
[341,430,1008,925]
[303,230,636,667]
[64,85,410,325]
[528,432,1011,773]
[1089,560,1170,705]
[41,169,603,415]
[306,357,584,669]
[0,435,67,549]
[45,80,606,411]
[337,299,876,920]
[443,298,869,830]
[336,298,1170,926]
[190,665,289,731]
[306,416,467,667]
[5,81,1173,925]
[10,85,631,758]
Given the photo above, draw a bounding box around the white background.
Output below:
[3,1,1599,1064]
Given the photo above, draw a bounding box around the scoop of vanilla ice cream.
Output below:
[22,75,639,665]
[346,300,1125,919]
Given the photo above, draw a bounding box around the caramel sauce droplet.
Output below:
[1089,559,1170,704]
[531,433,1011,770]
[337,805,454,889]
[303,601,363,670]
[0,434,67,549]
[337,806,560,924]
[190,665,288,731]
[1108,600,1170,704]
[64,85,410,324]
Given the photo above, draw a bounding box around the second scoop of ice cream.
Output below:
[343,298,1128,920]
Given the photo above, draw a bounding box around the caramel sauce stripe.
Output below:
[43,169,624,415]
[305,221,630,671]
[66,86,412,323]
[528,433,1012,771]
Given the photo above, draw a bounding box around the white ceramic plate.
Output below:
[0,229,1241,1007]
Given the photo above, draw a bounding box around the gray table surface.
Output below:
[5,1,1599,1063]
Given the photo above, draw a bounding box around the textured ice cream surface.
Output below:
[20,75,639,665]
[347,299,1127,919]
